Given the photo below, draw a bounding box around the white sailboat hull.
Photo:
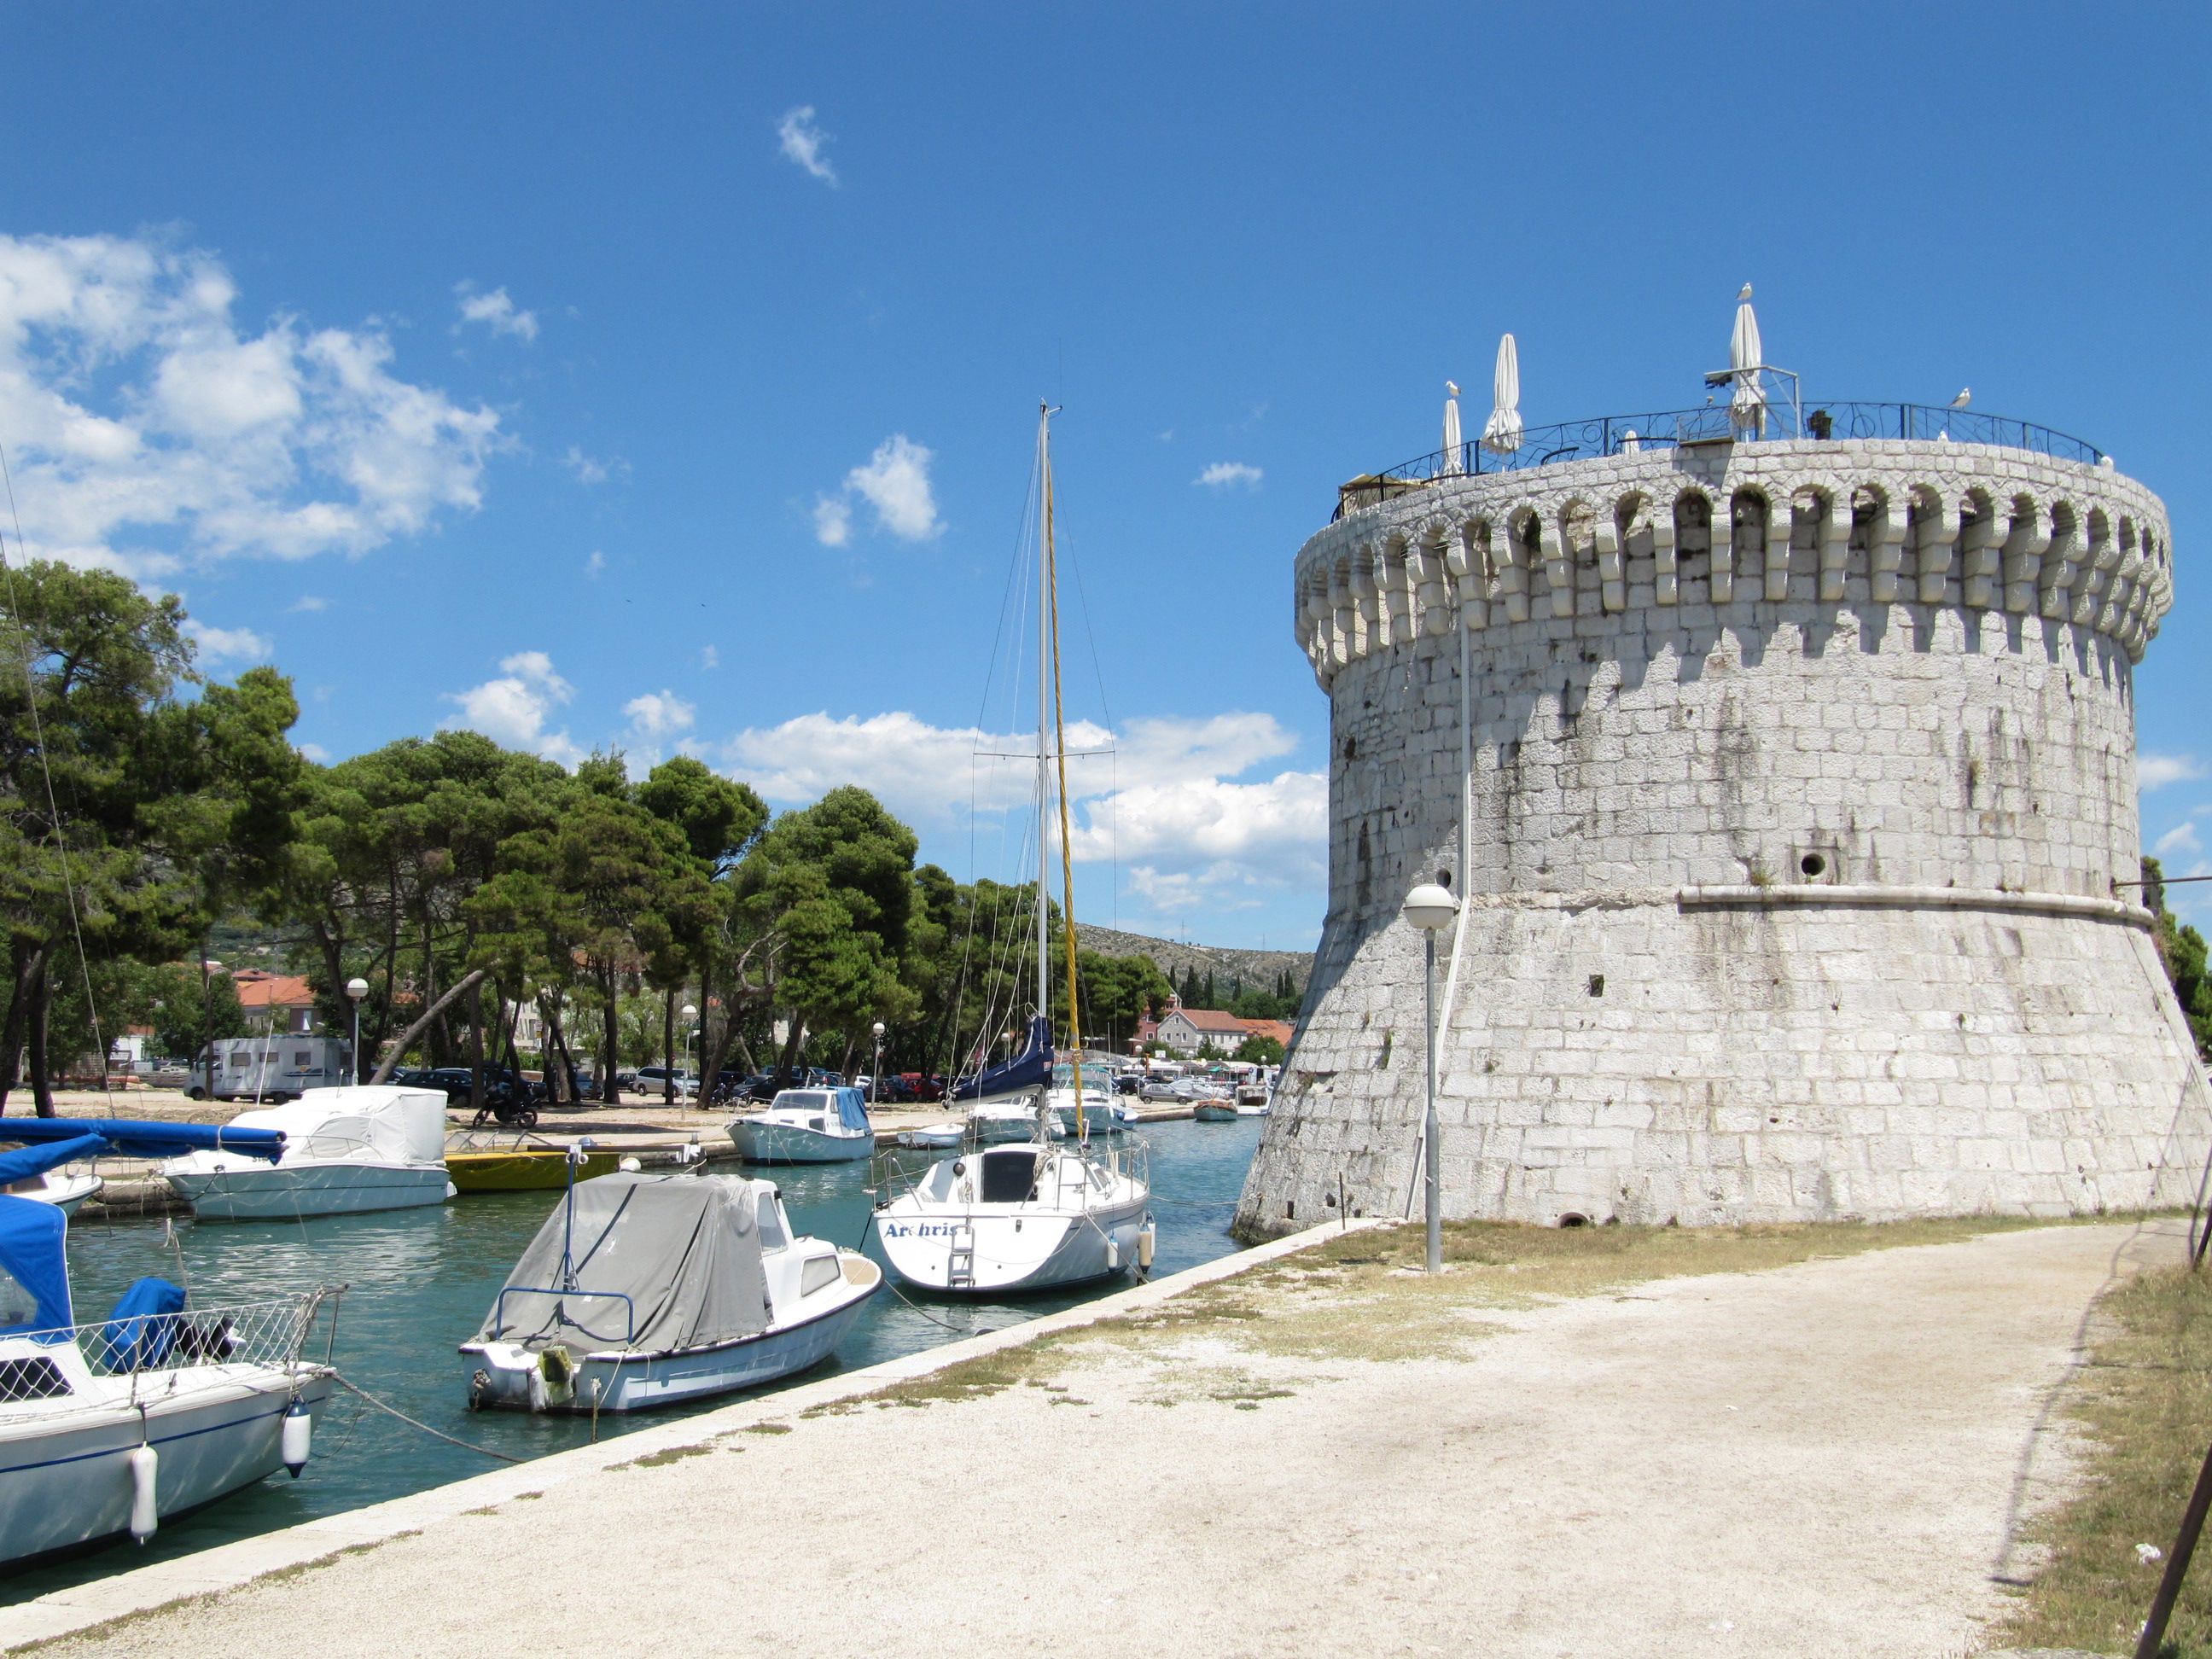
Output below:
[163,1161,453,1220]
[0,1369,332,1569]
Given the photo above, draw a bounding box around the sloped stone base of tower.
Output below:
[1235,894,2212,1237]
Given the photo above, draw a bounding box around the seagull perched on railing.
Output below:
[1950,387,1972,409]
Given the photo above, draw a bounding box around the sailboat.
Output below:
[875,406,1154,1295]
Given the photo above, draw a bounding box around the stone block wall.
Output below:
[1235,439,2212,1236]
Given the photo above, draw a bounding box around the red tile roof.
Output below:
[233,970,315,1010]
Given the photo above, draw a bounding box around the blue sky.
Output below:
[2,3,2208,945]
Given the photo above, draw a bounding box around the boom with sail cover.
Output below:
[950,1014,1052,1103]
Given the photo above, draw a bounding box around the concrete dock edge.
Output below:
[0,1214,1380,1650]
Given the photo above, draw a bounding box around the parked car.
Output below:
[632,1066,699,1102]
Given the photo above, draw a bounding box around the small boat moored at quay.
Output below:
[161,1086,456,1220]
[461,1167,879,1414]
[0,1122,336,1570]
[445,1135,624,1192]
[728,1086,875,1164]
[1191,1101,1238,1122]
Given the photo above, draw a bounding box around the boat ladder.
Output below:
[947,1225,976,1290]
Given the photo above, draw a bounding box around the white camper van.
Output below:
[187,1035,353,1103]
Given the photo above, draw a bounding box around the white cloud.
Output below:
[1196,462,1263,490]
[455,284,538,342]
[2141,753,2203,791]
[812,434,940,546]
[2156,823,2203,859]
[777,106,838,185]
[701,644,719,670]
[288,595,328,613]
[625,690,696,739]
[719,707,1321,903]
[812,494,853,547]
[297,742,329,763]
[186,620,273,663]
[561,445,624,486]
[585,550,606,578]
[0,232,500,577]
[848,434,940,540]
[442,650,584,766]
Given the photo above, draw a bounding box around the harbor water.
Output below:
[3,1116,1263,1602]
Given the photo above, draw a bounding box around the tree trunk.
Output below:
[0,938,49,1113]
[701,995,741,1106]
[600,969,621,1105]
[775,1014,806,1086]
[661,988,676,1105]
[27,958,55,1116]
[465,973,486,1113]
[538,992,573,1103]
[368,967,488,1084]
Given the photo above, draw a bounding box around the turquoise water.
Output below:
[3,1116,1261,1600]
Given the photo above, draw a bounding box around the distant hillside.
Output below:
[1073,923,1313,993]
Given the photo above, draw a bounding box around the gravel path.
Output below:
[35,1220,2178,1659]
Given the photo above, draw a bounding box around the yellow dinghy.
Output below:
[446,1139,623,1193]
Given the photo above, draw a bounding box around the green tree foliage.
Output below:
[0,561,301,1113]
[1233,1033,1285,1066]
[2145,858,2212,1058]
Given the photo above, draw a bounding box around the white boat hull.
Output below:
[461,1269,878,1414]
[878,1195,1150,1294]
[729,1120,872,1164]
[0,1371,332,1569]
[164,1161,453,1220]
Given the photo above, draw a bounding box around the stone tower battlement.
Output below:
[1237,426,2210,1238]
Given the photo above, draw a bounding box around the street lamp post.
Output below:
[679,1004,697,1104]
[870,1021,886,1104]
[1400,882,1459,1275]
[344,978,370,1084]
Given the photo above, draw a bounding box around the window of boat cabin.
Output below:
[981,1150,1040,1204]
[756,1196,789,1251]
[0,1262,42,1331]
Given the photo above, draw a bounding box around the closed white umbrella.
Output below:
[1440,381,1464,474]
[1481,334,1522,453]
[1729,285,1764,430]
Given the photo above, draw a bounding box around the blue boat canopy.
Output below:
[0,1195,72,1337]
[951,1014,1052,1103]
[0,1117,286,1163]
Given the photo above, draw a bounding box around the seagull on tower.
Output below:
[1951,387,1972,409]
[1737,283,1753,301]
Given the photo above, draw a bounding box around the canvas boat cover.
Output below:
[474,1173,770,1356]
[771,1087,870,1132]
[221,1086,447,1167]
[952,1014,1052,1103]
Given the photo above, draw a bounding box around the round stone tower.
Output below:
[1237,410,2212,1237]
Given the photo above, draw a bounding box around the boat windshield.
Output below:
[979,1150,1040,1203]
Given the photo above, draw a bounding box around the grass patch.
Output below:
[742,1421,793,1435]
[1996,1261,2212,1657]
[614,1443,712,1469]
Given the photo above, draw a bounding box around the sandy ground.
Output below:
[33,1220,2176,1659]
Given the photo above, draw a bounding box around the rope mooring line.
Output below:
[330,1372,524,1464]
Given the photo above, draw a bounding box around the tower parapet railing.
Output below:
[1335,401,2107,520]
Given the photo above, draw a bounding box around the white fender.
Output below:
[282,1397,312,1477]
[127,1443,159,1541]
[1136,1223,1156,1270]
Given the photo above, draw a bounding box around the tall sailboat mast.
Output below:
[1034,405,1054,1035]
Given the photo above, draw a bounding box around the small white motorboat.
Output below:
[3,1168,103,1214]
[728,1086,874,1164]
[901,1122,965,1150]
[1047,1068,1120,1136]
[161,1086,455,1220]
[461,1169,879,1414]
[971,1101,1063,1144]
[0,1124,335,1569]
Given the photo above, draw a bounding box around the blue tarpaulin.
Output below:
[0,1117,285,1162]
[832,1086,870,1132]
[0,1133,111,1188]
[952,1015,1053,1103]
[99,1277,187,1371]
[0,1194,72,1337]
